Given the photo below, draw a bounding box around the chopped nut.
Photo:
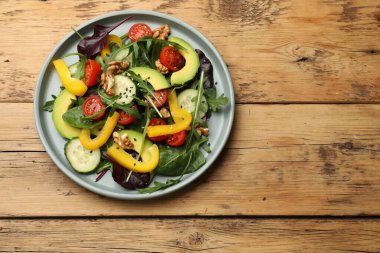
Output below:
[109,61,130,71]
[155,59,169,74]
[113,132,134,149]
[196,127,209,136]
[160,107,171,118]
[101,61,130,96]
[152,24,170,40]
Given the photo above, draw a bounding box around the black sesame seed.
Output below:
[90,150,93,153]
[133,138,137,141]
[207,143,210,146]
[133,163,136,166]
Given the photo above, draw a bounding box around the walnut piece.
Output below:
[152,24,170,40]
[196,127,209,136]
[155,59,169,74]
[101,61,130,96]
[159,107,171,118]
[113,132,134,149]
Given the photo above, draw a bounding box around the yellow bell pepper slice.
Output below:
[79,112,119,150]
[147,90,192,137]
[100,35,123,58]
[53,59,88,96]
[107,143,159,173]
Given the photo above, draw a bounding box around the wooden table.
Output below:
[1,0,380,251]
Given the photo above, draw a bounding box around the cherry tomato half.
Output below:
[148,118,168,142]
[166,130,187,147]
[84,59,102,87]
[117,105,138,125]
[147,89,169,108]
[159,46,185,72]
[128,23,152,42]
[82,95,106,120]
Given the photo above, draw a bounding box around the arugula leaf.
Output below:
[42,95,57,112]
[204,86,228,112]
[207,95,228,112]
[97,88,141,119]
[127,71,156,98]
[62,106,105,129]
[127,71,162,117]
[133,43,139,59]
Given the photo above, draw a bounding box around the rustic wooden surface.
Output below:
[1,219,380,252]
[1,0,380,251]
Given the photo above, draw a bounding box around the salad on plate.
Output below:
[43,16,228,193]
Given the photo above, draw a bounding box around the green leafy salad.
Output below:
[43,17,228,193]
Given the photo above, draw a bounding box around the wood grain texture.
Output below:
[1,218,380,252]
[0,0,380,103]
[1,103,379,216]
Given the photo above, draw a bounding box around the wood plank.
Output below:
[1,218,380,252]
[0,0,380,103]
[1,103,380,216]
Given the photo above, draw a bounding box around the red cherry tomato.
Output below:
[147,89,169,108]
[148,118,168,142]
[159,46,185,72]
[117,105,138,125]
[166,130,187,147]
[128,23,152,42]
[84,59,102,87]
[82,95,106,120]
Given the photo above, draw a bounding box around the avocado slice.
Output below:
[52,89,81,139]
[129,67,170,91]
[169,37,200,85]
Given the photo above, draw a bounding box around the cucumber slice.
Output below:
[65,138,101,173]
[177,89,208,118]
[114,48,132,62]
[114,75,136,105]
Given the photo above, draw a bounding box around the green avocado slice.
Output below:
[129,67,170,91]
[169,37,200,85]
[52,89,81,139]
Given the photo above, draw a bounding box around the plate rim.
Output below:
[34,10,235,200]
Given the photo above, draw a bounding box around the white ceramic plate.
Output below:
[34,10,235,200]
